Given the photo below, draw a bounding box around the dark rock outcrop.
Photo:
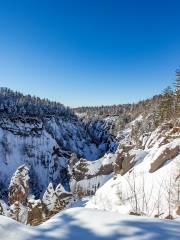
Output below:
[27,199,43,226]
[149,144,180,173]
[114,145,135,175]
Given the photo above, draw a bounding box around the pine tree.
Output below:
[158,86,174,122]
[175,69,180,118]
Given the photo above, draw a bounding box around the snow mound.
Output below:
[0,208,180,240]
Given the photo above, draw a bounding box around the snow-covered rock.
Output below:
[9,201,28,224]
[9,165,30,205]
[42,182,72,219]
[69,153,116,196]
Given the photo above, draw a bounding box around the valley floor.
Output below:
[0,207,180,240]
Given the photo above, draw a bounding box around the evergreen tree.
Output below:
[175,69,180,117]
[0,87,74,118]
[158,86,174,122]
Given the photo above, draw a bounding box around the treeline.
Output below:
[158,69,180,123]
[0,67,179,123]
[0,87,74,118]
[75,68,180,126]
[74,95,162,124]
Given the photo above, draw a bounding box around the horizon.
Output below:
[0,1,180,107]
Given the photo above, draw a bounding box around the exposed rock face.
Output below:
[98,163,113,176]
[27,199,43,226]
[149,143,180,173]
[8,165,30,205]
[114,144,148,176]
[144,123,179,149]
[114,145,135,175]
[71,159,89,182]
[0,117,43,137]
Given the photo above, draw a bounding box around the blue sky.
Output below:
[0,0,180,107]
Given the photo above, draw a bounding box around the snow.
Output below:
[75,174,113,193]
[80,153,115,176]
[87,138,180,218]
[0,207,180,240]
[42,183,57,211]
[70,196,91,208]
[27,199,41,208]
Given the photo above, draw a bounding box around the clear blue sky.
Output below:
[0,0,180,107]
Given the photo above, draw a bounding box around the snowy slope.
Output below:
[87,137,180,218]
[0,207,180,240]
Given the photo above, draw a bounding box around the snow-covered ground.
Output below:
[0,207,180,240]
[70,196,91,208]
[87,140,180,218]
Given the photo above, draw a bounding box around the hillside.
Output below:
[87,121,180,218]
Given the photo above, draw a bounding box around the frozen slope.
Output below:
[0,207,180,240]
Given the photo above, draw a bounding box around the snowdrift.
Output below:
[0,207,180,240]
